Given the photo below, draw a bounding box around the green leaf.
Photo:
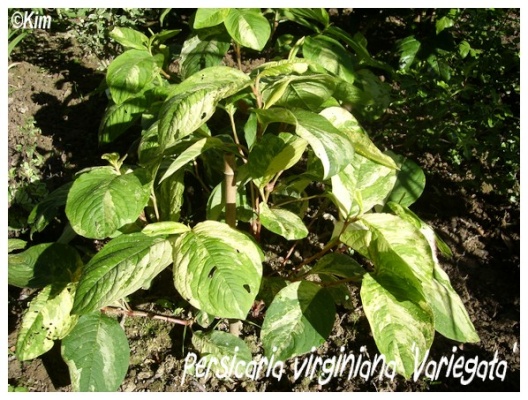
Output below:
[397,36,421,71]
[355,154,398,213]
[8,243,82,288]
[387,203,478,342]
[386,153,426,207]
[28,182,72,236]
[72,233,173,315]
[61,313,130,392]
[458,40,471,59]
[248,132,307,189]
[262,74,336,111]
[191,331,252,376]
[436,16,455,35]
[151,29,181,45]
[255,59,314,78]
[333,154,396,217]
[326,26,392,73]
[361,273,434,378]
[243,112,258,149]
[302,35,356,82]
[8,238,27,253]
[294,109,355,179]
[308,253,365,281]
[193,8,228,29]
[173,221,263,319]
[138,121,160,167]
[66,167,152,239]
[159,67,250,149]
[106,50,162,104]
[168,66,250,100]
[159,137,224,183]
[98,98,146,144]
[180,34,231,80]
[342,213,435,285]
[320,107,398,169]
[16,284,78,361]
[261,281,335,361]
[330,164,357,219]
[353,69,391,120]
[253,107,297,127]
[142,221,190,236]
[259,202,308,240]
[109,27,148,50]
[426,54,451,81]
[224,9,271,51]
[280,8,329,29]
[430,263,480,342]
[257,276,289,306]
[157,167,186,222]
[254,108,354,179]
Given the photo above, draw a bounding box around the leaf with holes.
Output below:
[261,281,335,361]
[180,33,231,80]
[172,221,263,319]
[66,167,152,239]
[99,98,146,144]
[16,283,78,361]
[61,313,130,392]
[72,233,173,315]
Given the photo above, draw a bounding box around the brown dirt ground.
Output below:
[7,27,520,392]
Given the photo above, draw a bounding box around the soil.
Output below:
[7,22,520,392]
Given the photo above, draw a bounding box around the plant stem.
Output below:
[290,237,340,281]
[228,111,247,160]
[235,42,243,71]
[101,306,193,326]
[223,153,237,228]
[159,69,171,80]
[223,152,244,336]
[274,194,325,208]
